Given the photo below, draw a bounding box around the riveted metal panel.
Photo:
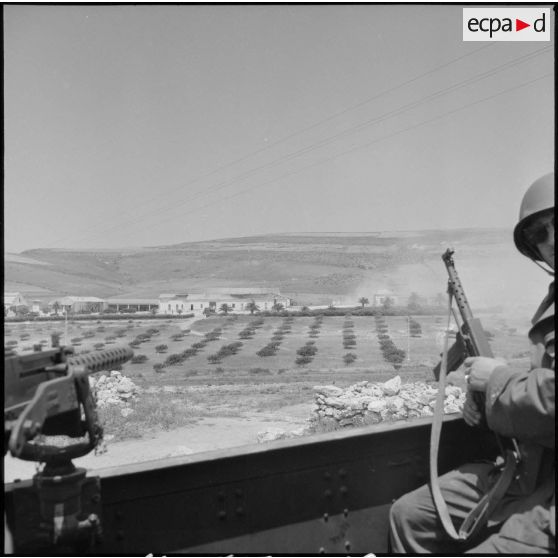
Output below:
[5,416,497,555]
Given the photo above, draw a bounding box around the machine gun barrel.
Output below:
[66,346,134,373]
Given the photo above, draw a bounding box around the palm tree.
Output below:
[246,300,260,315]
[52,301,60,316]
[358,297,369,308]
[219,303,231,315]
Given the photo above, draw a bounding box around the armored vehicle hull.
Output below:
[5,414,496,554]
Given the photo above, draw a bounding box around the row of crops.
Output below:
[5,314,436,374]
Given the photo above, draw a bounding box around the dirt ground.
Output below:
[4,403,313,483]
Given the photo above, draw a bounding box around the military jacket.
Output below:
[485,281,555,538]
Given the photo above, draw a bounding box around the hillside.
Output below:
[4,229,549,316]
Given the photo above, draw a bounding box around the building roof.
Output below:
[55,296,105,305]
[229,293,281,299]
[105,298,159,304]
[4,292,25,305]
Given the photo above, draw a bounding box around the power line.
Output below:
[66,72,552,248]
[48,48,551,249]
[39,44,498,249]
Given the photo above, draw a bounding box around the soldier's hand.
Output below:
[464,356,507,392]
[462,390,482,426]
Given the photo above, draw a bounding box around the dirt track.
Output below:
[4,403,313,482]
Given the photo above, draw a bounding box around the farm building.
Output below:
[103,298,159,313]
[50,296,105,314]
[31,299,50,314]
[4,292,29,315]
[373,289,400,306]
[158,290,292,315]
[158,294,192,315]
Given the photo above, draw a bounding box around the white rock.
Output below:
[345,397,366,411]
[290,427,307,437]
[367,412,382,424]
[444,402,462,414]
[418,392,437,406]
[368,400,387,413]
[404,399,419,410]
[380,408,390,420]
[116,378,136,393]
[315,385,344,397]
[445,385,463,398]
[387,396,405,412]
[257,428,286,443]
[324,396,345,409]
[382,376,401,396]
[392,409,408,420]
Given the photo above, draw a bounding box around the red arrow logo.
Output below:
[516,19,530,31]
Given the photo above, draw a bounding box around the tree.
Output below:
[358,297,369,308]
[382,297,393,312]
[246,300,260,315]
[272,302,284,313]
[15,305,29,317]
[203,307,214,318]
[52,301,60,316]
[219,304,231,315]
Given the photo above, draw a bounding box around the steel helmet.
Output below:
[513,172,554,261]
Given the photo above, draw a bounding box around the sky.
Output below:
[3,4,555,253]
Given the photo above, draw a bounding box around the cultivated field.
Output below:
[5,312,531,447]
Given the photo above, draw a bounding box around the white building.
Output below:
[103,298,159,313]
[4,292,28,315]
[50,296,105,314]
[373,289,400,306]
[158,290,291,315]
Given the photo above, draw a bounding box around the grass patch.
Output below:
[98,392,199,441]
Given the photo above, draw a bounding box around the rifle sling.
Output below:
[429,291,518,542]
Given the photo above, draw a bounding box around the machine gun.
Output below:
[4,339,133,553]
[433,248,494,382]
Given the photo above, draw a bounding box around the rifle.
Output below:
[4,339,133,552]
[433,248,493,382]
[430,249,519,541]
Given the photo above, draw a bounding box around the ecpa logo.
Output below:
[463,8,551,41]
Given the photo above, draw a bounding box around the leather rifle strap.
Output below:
[429,292,518,542]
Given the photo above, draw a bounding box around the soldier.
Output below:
[389,172,555,553]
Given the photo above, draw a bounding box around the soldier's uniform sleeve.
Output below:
[485,365,555,448]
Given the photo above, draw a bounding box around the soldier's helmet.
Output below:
[513,172,554,262]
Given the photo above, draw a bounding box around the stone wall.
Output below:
[312,375,464,428]
[89,371,140,417]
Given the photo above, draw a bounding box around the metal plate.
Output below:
[5,416,497,554]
